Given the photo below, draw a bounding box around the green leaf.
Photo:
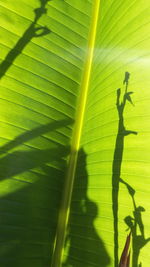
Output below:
[0,1,150,267]
[0,0,92,266]
[61,1,150,267]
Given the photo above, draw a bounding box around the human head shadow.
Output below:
[62,148,111,267]
[0,118,72,266]
[120,179,150,267]
[0,0,51,79]
[112,72,137,267]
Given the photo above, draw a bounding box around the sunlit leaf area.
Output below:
[0,0,150,266]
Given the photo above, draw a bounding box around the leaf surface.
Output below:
[0,1,150,267]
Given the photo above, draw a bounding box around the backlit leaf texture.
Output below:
[0,0,91,266]
[62,1,150,267]
[0,0,150,267]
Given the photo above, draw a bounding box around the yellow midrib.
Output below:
[51,1,101,266]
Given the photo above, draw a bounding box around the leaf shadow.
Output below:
[121,179,150,267]
[0,118,72,266]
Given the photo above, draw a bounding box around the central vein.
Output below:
[51,1,101,266]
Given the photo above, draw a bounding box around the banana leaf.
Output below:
[0,0,150,267]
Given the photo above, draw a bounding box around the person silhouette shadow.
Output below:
[62,148,110,267]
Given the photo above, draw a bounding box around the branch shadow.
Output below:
[112,72,137,267]
[0,0,51,80]
[121,179,150,267]
[0,118,72,266]
[62,148,111,267]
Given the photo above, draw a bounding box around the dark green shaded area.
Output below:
[63,149,111,267]
[0,119,72,267]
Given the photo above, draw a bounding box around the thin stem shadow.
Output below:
[112,72,137,267]
[0,0,51,80]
